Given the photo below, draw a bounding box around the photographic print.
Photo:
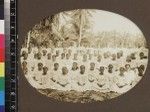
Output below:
[20,9,148,103]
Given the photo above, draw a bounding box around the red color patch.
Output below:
[0,48,4,62]
[0,34,4,48]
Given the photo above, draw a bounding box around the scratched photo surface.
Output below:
[20,9,148,103]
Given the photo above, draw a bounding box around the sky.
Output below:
[90,10,143,36]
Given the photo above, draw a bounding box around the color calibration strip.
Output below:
[0,1,5,112]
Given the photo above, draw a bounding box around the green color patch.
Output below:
[0,77,4,91]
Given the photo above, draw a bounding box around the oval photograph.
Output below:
[20,9,149,103]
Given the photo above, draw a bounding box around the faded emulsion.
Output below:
[20,9,148,103]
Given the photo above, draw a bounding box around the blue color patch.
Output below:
[0,91,4,105]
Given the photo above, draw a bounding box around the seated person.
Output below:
[77,65,86,86]
[40,66,49,85]
[56,67,70,87]
[96,73,110,92]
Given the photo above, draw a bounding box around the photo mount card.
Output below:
[8,0,150,112]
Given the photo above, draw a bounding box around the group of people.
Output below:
[21,47,148,93]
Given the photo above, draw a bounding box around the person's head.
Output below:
[117,51,123,59]
[80,65,85,74]
[38,63,43,71]
[52,55,56,62]
[54,63,59,71]
[43,66,48,75]
[126,56,131,63]
[37,52,42,60]
[99,66,105,75]
[22,51,28,60]
[119,67,125,76]
[139,52,144,59]
[108,64,113,69]
[72,62,78,71]
[90,62,95,71]
[61,53,65,59]
[83,54,87,62]
[42,49,47,56]
[125,64,130,71]
[112,54,116,61]
[108,64,113,73]
[47,53,51,60]
[66,53,70,60]
[73,53,78,60]
[56,50,59,57]
[62,67,69,75]
[130,53,136,60]
[97,55,102,62]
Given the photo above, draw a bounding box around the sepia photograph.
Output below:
[20,9,148,103]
